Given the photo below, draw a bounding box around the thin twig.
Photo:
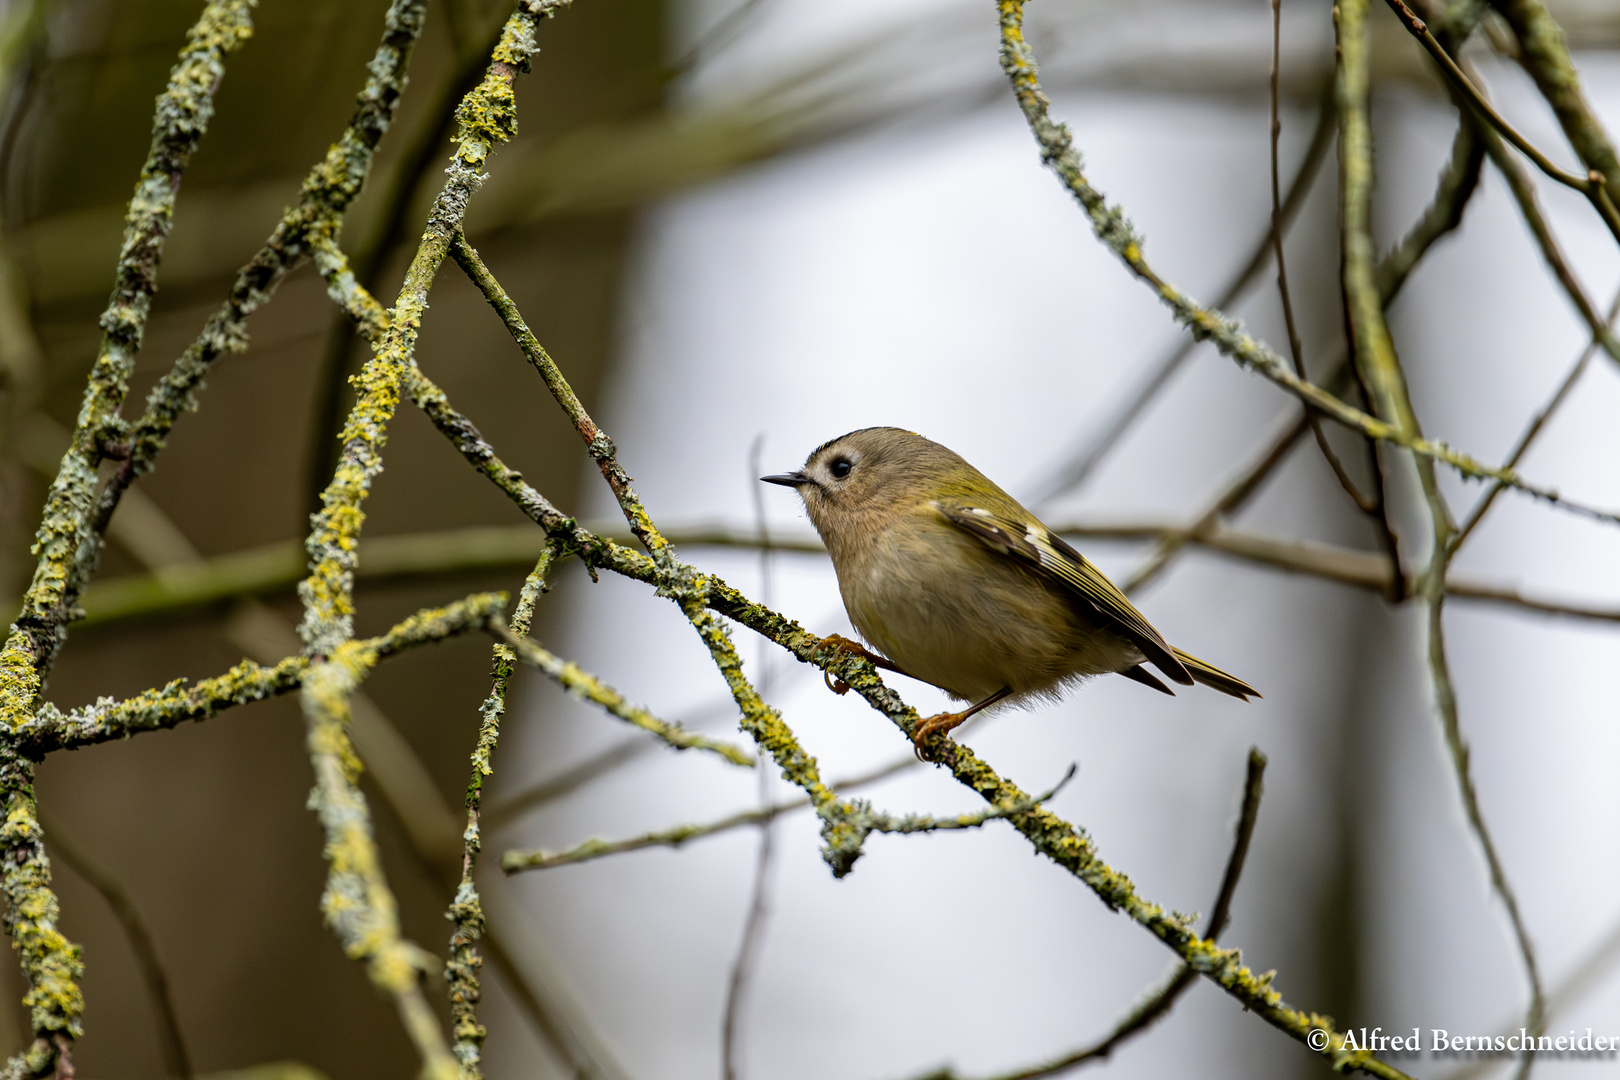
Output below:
[1443,906,1620,1080]
[1424,587,1546,1072]
[722,437,780,1080]
[304,7,515,521]
[1484,0,1620,208]
[489,623,754,766]
[994,0,1620,530]
[1452,289,1619,551]
[1380,0,1620,245]
[39,814,192,1080]
[448,546,559,1078]
[1471,116,1620,369]
[503,767,1077,874]
[910,750,1267,1080]
[55,513,1620,633]
[1025,88,1336,506]
[1270,0,1369,511]
[483,687,784,833]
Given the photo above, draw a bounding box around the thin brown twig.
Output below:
[1471,116,1620,368]
[910,749,1268,1080]
[1269,0,1370,512]
[39,814,191,1080]
[722,437,779,1080]
[1026,88,1336,506]
[1378,0,1620,245]
[1451,291,1617,551]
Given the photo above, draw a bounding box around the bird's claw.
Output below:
[815,634,882,695]
[910,710,967,762]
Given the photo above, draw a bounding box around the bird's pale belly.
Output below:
[838,533,1143,704]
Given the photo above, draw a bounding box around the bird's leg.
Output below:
[815,633,906,695]
[913,687,1012,760]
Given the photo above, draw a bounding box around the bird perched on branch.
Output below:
[762,427,1257,758]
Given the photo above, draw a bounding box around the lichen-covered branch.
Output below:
[0,750,82,1070]
[503,765,1075,874]
[663,575,1408,1077]
[0,4,257,1066]
[447,549,557,1077]
[915,751,1266,1080]
[1484,0,1620,208]
[992,0,1620,529]
[490,622,754,765]
[448,235,914,877]
[299,0,566,656]
[0,0,255,708]
[452,234,667,555]
[119,0,427,522]
[302,649,457,1080]
[19,593,504,755]
[297,589,504,1080]
[24,655,304,756]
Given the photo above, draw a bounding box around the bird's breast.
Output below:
[830,515,1139,703]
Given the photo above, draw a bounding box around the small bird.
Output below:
[762,427,1258,756]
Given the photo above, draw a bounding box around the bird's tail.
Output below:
[1170,647,1261,701]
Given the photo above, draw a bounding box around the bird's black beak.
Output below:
[760,470,809,487]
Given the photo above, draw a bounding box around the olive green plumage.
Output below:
[763,427,1258,712]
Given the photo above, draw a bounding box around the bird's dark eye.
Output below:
[829,459,853,479]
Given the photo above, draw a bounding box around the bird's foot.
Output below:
[815,634,894,695]
[911,709,968,761]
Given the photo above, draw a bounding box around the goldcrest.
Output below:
[763,427,1257,754]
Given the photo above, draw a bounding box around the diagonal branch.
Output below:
[448,234,897,877]
[490,623,755,765]
[1379,0,1620,244]
[992,0,1620,530]
[1483,0,1620,209]
[1025,88,1336,505]
[913,750,1266,1080]
[0,4,257,1067]
[39,814,192,1080]
[111,0,432,558]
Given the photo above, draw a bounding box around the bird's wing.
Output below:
[934,502,1193,685]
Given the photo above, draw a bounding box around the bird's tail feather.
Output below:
[1170,647,1260,701]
